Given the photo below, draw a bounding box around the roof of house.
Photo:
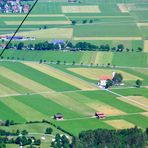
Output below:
[100,75,112,81]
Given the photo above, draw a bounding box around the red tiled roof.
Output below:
[100,75,112,80]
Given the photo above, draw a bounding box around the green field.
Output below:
[0,61,147,136]
[0,1,148,50]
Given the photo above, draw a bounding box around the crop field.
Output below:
[0,61,147,136]
[0,0,148,50]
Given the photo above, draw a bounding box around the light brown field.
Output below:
[105,120,135,129]
[137,23,148,27]
[4,28,73,39]
[0,84,17,95]
[5,21,71,25]
[0,97,48,121]
[144,40,148,52]
[117,96,148,111]
[74,37,142,40]
[67,68,143,81]
[141,112,148,117]
[117,4,129,13]
[87,102,125,116]
[0,66,53,93]
[62,6,101,13]
[133,68,148,75]
[23,62,97,90]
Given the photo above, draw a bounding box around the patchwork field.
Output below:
[0,1,148,50]
[0,61,147,136]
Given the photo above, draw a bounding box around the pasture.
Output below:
[0,0,148,50]
[0,61,147,136]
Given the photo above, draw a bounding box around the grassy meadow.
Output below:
[0,61,147,136]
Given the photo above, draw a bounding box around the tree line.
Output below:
[4,41,143,52]
[71,127,148,148]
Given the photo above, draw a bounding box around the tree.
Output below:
[71,20,76,25]
[17,42,24,50]
[105,79,113,88]
[112,73,123,85]
[136,79,142,88]
[45,128,53,134]
[21,130,28,136]
[82,20,87,24]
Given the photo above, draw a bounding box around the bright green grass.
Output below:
[113,88,148,98]
[74,23,141,37]
[0,100,26,122]
[0,62,78,92]
[53,118,114,136]
[79,90,145,113]
[2,50,148,67]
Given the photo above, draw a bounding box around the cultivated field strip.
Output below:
[23,62,97,90]
[0,84,17,95]
[105,120,135,129]
[68,68,143,81]
[0,66,54,93]
[0,97,48,121]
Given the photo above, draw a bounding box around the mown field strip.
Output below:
[74,37,143,40]
[5,21,71,25]
[105,119,135,129]
[42,92,95,116]
[106,89,148,111]
[137,23,148,27]
[23,62,97,90]
[67,68,143,81]
[3,28,73,39]
[62,6,101,13]
[0,84,17,95]
[65,92,125,116]
[0,97,48,121]
[0,66,54,93]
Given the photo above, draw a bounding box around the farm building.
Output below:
[98,72,115,87]
[54,113,64,120]
[68,0,77,3]
[95,112,106,119]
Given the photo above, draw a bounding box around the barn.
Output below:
[95,112,106,119]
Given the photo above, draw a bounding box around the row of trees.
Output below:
[71,127,148,148]
[5,41,143,52]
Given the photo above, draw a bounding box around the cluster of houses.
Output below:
[0,36,35,41]
[0,0,30,13]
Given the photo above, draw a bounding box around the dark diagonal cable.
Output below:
[0,0,39,57]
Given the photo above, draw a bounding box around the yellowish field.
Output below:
[62,6,100,13]
[144,40,148,52]
[87,102,125,115]
[67,68,143,81]
[5,21,71,25]
[141,112,148,117]
[23,62,98,90]
[74,37,142,40]
[0,97,48,121]
[133,68,148,75]
[137,23,148,27]
[4,28,73,39]
[0,84,16,95]
[0,66,53,93]
[117,4,129,13]
[117,96,148,111]
[105,120,135,129]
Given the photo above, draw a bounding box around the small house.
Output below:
[98,75,112,87]
[54,113,64,120]
[95,112,106,119]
